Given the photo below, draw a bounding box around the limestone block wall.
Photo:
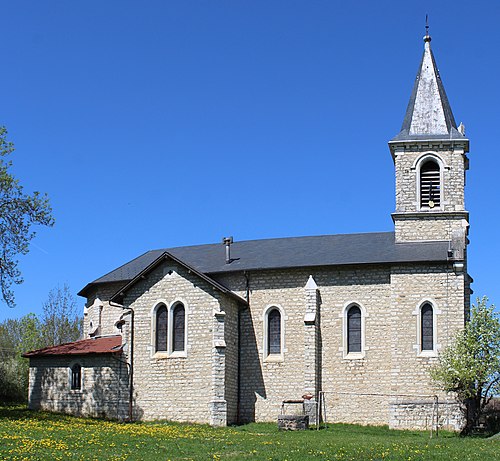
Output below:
[84,282,126,337]
[216,260,466,429]
[392,145,468,242]
[390,264,466,394]
[315,266,393,426]
[394,215,468,242]
[122,261,239,425]
[27,354,129,420]
[223,298,240,425]
[394,146,467,214]
[217,266,394,425]
[390,400,463,431]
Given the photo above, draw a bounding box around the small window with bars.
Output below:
[267,308,281,355]
[71,364,82,390]
[420,160,441,208]
[421,303,434,351]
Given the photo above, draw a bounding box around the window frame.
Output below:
[415,154,445,211]
[150,299,188,359]
[170,302,186,355]
[420,303,434,352]
[413,299,440,357]
[168,300,188,358]
[340,302,367,359]
[154,303,168,353]
[69,362,82,391]
[263,305,286,362]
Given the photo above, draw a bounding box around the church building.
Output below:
[24,33,471,430]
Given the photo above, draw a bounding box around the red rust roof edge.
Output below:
[22,335,123,358]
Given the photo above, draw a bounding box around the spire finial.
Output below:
[424,14,431,43]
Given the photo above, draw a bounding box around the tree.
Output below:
[0,313,42,402]
[0,126,54,308]
[0,286,82,403]
[41,284,82,346]
[431,297,500,435]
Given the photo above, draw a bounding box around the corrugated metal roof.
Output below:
[22,336,122,357]
[79,231,451,296]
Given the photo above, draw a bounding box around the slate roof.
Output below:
[22,336,122,357]
[78,231,451,297]
[390,36,468,144]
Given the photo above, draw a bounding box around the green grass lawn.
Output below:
[0,406,498,461]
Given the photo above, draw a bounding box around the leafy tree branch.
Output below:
[0,126,54,307]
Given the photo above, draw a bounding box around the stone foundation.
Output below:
[389,400,463,431]
[278,415,309,430]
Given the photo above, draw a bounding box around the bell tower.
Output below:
[389,32,469,248]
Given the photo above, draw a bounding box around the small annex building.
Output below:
[24,34,472,430]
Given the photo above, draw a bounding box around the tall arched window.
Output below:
[71,364,81,390]
[155,304,168,352]
[347,306,362,354]
[421,303,434,351]
[172,303,185,352]
[420,160,441,208]
[267,308,281,355]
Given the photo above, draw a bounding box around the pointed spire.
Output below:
[391,32,465,142]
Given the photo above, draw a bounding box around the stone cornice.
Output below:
[392,211,469,222]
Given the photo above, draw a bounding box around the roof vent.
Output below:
[222,236,233,264]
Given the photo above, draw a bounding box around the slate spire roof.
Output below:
[391,34,467,143]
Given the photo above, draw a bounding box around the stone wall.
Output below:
[70,255,467,430]
[393,146,467,215]
[223,298,240,425]
[215,261,466,428]
[84,282,126,337]
[390,399,463,431]
[394,215,468,243]
[27,354,129,420]
[392,144,468,243]
[121,259,239,425]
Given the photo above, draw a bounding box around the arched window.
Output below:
[172,303,185,352]
[347,306,362,354]
[267,308,281,355]
[420,160,441,208]
[155,304,168,352]
[421,303,434,351]
[71,364,81,390]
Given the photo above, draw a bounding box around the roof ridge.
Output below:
[156,231,396,252]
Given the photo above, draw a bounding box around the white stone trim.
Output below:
[304,275,318,290]
[413,153,446,211]
[411,151,449,170]
[262,304,287,362]
[168,299,188,358]
[340,302,368,360]
[412,298,440,357]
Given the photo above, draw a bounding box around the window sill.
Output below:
[343,352,365,360]
[153,352,169,360]
[417,350,438,358]
[264,354,284,363]
[153,350,187,359]
[168,351,187,359]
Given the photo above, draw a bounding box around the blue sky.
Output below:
[1,1,499,321]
